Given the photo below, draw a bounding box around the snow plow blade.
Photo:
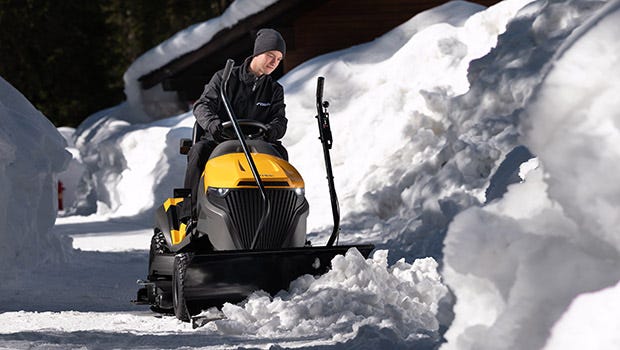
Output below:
[181,244,374,307]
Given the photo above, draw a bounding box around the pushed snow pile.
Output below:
[0,76,71,269]
[442,1,620,349]
[204,249,447,344]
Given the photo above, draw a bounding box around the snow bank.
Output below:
[71,110,194,220]
[123,0,279,121]
[523,0,620,248]
[56,127,87,213]
[544,280,620,350]
[442,1,620,349]
[281,0,535,254]
[0,76,72,269]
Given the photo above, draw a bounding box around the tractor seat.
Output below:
[179,122,204,155]
[179,122,284,160]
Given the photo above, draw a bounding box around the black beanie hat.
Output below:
[253,28,286,57]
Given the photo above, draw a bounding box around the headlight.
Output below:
[207,187,230,197]
[294,188,305,197]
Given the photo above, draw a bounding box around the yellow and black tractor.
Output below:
[134,60,374,322]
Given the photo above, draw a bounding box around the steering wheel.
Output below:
[220,120,268,140]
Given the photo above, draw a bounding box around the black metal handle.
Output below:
[316,76,324,105]
[220,59,270,249]
[222,59,234,83]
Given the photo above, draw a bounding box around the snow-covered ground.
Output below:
[1,0,620,348]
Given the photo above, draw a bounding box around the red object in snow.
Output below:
[58,181,64,211]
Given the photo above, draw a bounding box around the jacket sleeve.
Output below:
[193,70,223,132]
[266,84,287,140]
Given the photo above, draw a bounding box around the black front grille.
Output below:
[224,189,302,249]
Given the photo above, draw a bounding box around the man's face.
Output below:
[250,50,283,76]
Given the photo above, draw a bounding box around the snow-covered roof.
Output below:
[123,0,281,119]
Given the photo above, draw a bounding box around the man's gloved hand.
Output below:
[207,120,224,141]
[264,125,278,142]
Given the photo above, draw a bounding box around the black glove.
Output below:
[207,120,223,141]
[264,125,278,142]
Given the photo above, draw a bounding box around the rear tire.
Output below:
[148,229,174,313]
[149,228,170,267]
[173,253,191,322]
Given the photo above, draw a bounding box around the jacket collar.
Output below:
[239,57,258,84]
[240,56,270,87]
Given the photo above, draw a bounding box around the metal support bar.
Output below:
[315,77,340,246]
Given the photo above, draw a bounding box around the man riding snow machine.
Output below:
[134,60,374,322]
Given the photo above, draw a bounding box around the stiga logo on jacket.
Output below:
[256,102,271,107]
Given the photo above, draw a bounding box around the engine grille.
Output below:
[224,189,302,249]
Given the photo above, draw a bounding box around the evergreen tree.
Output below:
[0,0,229,127]
[0,1,114,126]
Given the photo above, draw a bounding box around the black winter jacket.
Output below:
[193,57,287,140]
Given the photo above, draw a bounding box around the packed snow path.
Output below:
[0,217,447,349]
